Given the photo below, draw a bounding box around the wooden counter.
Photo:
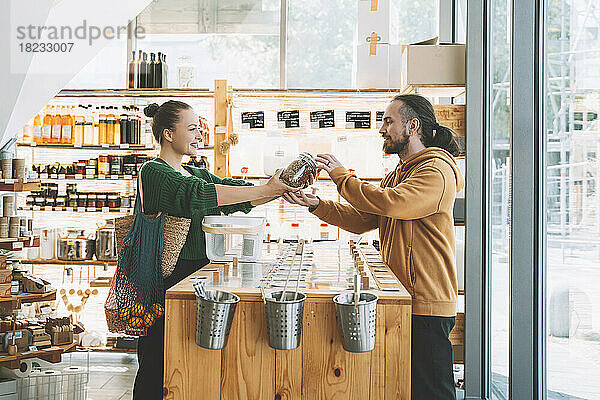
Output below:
[164,242,412,400]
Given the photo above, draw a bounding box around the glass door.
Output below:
[544,0,600,398]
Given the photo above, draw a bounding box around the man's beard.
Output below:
[383,135,409,155]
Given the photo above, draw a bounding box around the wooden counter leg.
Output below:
[384,304,412,400]
[164,299,221,400]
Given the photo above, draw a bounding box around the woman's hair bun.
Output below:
[144,103,160,118]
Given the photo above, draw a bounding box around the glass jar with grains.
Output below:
[279,152,317,188]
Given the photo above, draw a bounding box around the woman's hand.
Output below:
[315,154,344,175]
[265,169,301,197]
[282,190,319,208]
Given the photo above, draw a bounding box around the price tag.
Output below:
[124,174,133,180]
[337,136,348,142]
[101,143,109,148]
[119,207,128,213]
[44,205,52,211]
[12,242,23,250]
[86,174,94,179]
[75,174,83,180]
[73,143,82,148]
[4,179,14,184]
[28,345,38,352]
[120,143,129,149]
[30,142,37,147]
[110,175,118,180]
[87,207,97,212]
[98,174,106,180]
[23,177,28,184]
[58,174,66,180]
[101,207,110,213]
[50,174,58,179]
[65,207,74,212]
[40,173,48,179]
[77,206,85,212]
[33,205,41,211]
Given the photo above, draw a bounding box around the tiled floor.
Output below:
[60,351,138,400]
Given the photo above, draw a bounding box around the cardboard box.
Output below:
[433,104,465,137]
[358,0,390,44]
[355,43,402,88]
[0,284,10,298]
[0,270,11,285]
[23,275,52,294]
[401,42,465,88]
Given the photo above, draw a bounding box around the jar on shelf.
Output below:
[107,194,120,209]
[76,161,86,175]
[98,155,110,175]
[56,196,67,208]
[110,155,122,175]
[120,196,131,209]
[68,194,78,208]
[45,197,56,208]
[97,194,107,208]
[77,193,88,208]
[34,196,45,206]
[26,195,35,206]
[279,152,317,188]
[123,155,136,175]
[87,194,97,208]
[67,184,77,195]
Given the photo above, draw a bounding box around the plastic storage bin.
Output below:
[202,216,265,262]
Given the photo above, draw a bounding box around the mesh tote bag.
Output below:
[105,161,190,336]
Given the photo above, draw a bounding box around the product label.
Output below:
[102,143,109,148]
[51,124,61,139]
[65,207,74,212]
[75,174,83,180]
[50,174,58,179]
[32,205,41,211]
[345,111,371,129]
[98,174,106,180]
[58,174,65,180]
[277,111,300,128]
[44,205,52,211]
[102,207,110,213]
[110,175,118,180]
[241,112,265,129]
[124,174,133,180]
[62,125,72,139]
[33,125,42,139]
[42,125,52,139]
[120,143,129,149]
[77,206,85,212]
[4,179,14,184]
[12,242,23,250]
[40,173,48,180]
[87,207,97,212]
[310,110,335,128]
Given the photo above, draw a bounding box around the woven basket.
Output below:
[114,214,191,279]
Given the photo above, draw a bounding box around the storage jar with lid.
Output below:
[279,152,317,188]
[107,194,120,209]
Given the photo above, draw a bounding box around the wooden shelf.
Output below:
[400,84,466,98]
[56,88,213,98]
[0,179,41,192]
[20,206,132,214]
[39,173,137,181]
[77,345,136,353]
[0,236,39,250]
[17,143,155,151]
[0,290,57,310]
[0,342,76,369]
[21,258,116,266]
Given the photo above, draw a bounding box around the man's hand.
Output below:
[315,153,344,174]
[265,169,301,197]
[282,190,319,208]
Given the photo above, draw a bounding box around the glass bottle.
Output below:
[156,52,163,88]
[83,105,94,146]
[73,105,85,145]
[51,106,62,144]
[93,106,101,145]
[120,107,129,145]
[61,106,73,144]
[22,117,33,144]
[136,50,144,89]
[139,52,149,89]
[33,111,42,144]
[99,106,107,145]
[106,106,116,145]
[42,106,52,144]
[127,51,138,89]
[162,54,168,88]
[149,53,156,89]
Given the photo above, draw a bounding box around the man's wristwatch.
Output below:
[308,197,320,212]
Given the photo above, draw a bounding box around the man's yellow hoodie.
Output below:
[312,147,465,317]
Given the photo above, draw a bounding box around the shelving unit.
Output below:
[19,206,133,214]
[0,237,40,251]
[0,342,76,369]
[0,289,57,311]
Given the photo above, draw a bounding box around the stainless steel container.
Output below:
[96,223,117,261]
[196,290,240,350]
[333,292,378,353]
[58,229,95,261]
[264,291,306,350]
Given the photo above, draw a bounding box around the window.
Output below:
[544,0,600,398]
